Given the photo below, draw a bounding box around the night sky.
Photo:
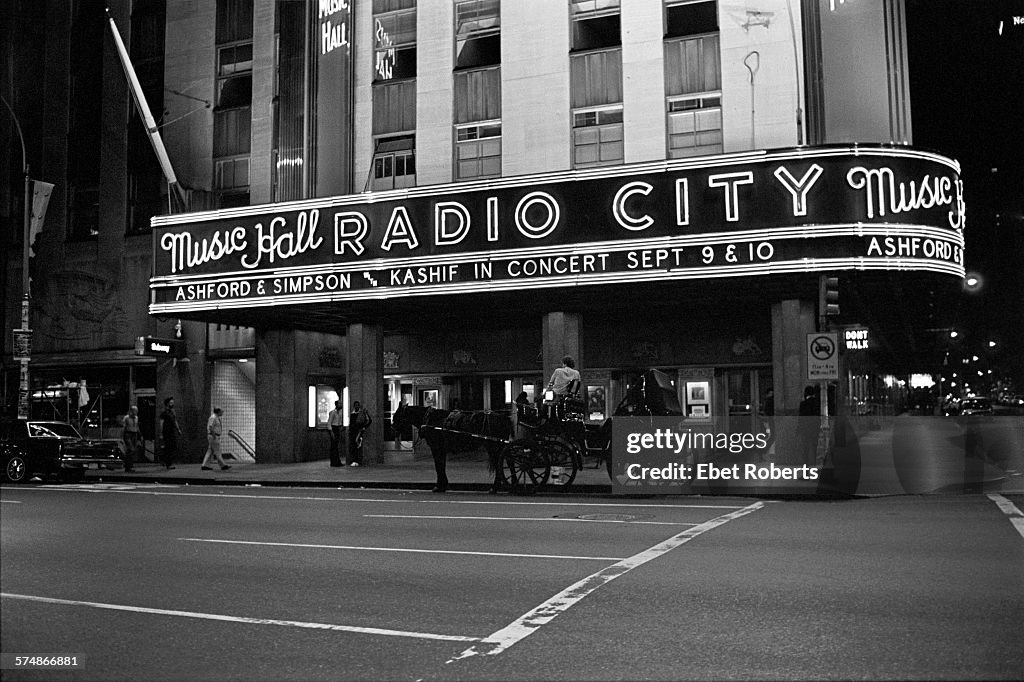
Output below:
[905,0,1024,385]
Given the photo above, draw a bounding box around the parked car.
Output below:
[1,419,124,483]
[958,397,994,417]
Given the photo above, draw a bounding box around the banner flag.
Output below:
[29,180,53,251]
[106,8,187,211]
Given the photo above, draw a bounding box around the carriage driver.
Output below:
[547,355,582,398]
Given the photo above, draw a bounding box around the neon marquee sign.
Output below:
[150,146,965,314]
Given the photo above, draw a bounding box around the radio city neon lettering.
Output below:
[155,152,965,277]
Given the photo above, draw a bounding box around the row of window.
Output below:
[373,0,717,81]
[370,0,721,188]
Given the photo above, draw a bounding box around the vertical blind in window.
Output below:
[454,68,501,124]
[373,81,417,135]
[216,0,253,44]
[570,49,622,108]
[664,34,720,96]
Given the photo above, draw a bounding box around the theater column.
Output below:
[771,299,816,463]
[542,312,582,385]
[346,323,384,464]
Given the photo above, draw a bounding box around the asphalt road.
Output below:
[2,484,1022,681]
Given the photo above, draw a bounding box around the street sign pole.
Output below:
[18,167,31,419]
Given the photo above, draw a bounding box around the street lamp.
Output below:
[1,94,32,419]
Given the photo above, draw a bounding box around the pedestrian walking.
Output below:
[201,407,231,471]
[348,400,372,466]
[121,406,140,472]
[157,397,182,470]
[328,399,345,467]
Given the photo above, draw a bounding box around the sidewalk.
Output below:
[99,447,616,494]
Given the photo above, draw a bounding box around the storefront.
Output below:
[149,145,965,463]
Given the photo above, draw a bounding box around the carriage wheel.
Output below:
[537,434,580,487]
[502,439,550,495]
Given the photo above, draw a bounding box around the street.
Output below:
[2,484,1022,681]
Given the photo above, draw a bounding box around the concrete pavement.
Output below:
[97,445,615,493]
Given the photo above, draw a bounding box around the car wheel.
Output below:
[5,455,28,483]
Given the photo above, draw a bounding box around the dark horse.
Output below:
[392,404,512,492]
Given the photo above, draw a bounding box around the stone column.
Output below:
[346,323,384,464]
[771,299,816,464]
[255,329,302,463]
[542,312,583,387]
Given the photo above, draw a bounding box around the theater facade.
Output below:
[150,144,964,462]
[4,0,967,465]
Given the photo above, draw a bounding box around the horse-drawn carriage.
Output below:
[393,369,683,494]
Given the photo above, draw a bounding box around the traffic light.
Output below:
[819,275,840,317]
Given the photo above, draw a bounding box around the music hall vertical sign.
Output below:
[314,0,354,197]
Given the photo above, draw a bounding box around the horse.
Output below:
[392,403,513,493]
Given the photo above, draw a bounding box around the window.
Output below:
[374,2,417,81]
[215,157,251,190]
[454,67,501,123]
[571,47,622,168]
[664,34,720,95]
[372,80,417,135]
[571,0,620,51]
[455,122,501,180]
[217,43,253,108]
[216,0,253,43]
[664,31,721,157]
[571,49,622,108]
[213,107,252,157]
[455,0,500,69]
[370,136,416,190]
[454,66,501,180]
[667,94,722,157]
[572,106,623,167]
[665,0,718,38]
[214,0,253,208]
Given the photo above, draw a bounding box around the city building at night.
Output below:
[2,0,965,464]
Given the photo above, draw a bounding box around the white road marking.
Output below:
[180,537,625,561]
[365,514,697,526]
[3,485,748,509]
[987,494,1024,540]
[447,500,765,663]
[1,500,23,503]
[0,593,479,642]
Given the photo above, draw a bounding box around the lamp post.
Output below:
[2,94,32,419]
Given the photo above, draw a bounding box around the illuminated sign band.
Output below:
[149,146,965,314]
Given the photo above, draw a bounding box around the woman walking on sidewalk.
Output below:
[201,407,231,471]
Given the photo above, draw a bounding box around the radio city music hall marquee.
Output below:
[149,146,965,315]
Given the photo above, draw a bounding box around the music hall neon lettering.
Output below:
[160,227,247,274]
[240,210,323,270]
[846,167,957,221]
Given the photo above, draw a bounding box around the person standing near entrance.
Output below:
[121,406,140,472]
[348,400,372,467]
[328,399,345,467]
[201,407,231,471]
[157,397,182,470]
[798,385,821,469]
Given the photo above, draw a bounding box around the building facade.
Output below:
[2,0,964,466]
